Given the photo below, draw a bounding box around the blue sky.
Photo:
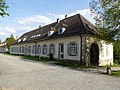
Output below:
[0,0,95,41]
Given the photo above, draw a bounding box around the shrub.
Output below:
[48,53,54,60]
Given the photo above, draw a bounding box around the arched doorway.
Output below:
[90,43,99,66]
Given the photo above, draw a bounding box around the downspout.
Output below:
[79,35,82,65]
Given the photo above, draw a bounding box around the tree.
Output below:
[89,0,120,41]
[0,0,9,17]
[114,41,120,64]
[10,34,14,38]
[6,34,15,50]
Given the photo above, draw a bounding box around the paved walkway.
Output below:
[0,54,120,90]
[112,67,120,71]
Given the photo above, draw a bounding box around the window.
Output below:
[42,44,47,54]
[101,44,104,57]
[18,39,21,42]
[49,44,55,54]
[48,31,54,36]
[106,45,109,56]
[25,45,28,54]
[36,34,41,37]
[20,47,21,53]
[17,47,19,53]
[22,46,24,53]
[32,45,35,54]
[28,46,31,53]
[23,37,27,41]
[67,42,78,56]
[58,27,66,34]
[37,45,41,54]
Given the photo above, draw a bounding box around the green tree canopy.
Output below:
[89,0,120,41]
[0,0,9,17]
[6,34,15,50]
[114,41,120,63]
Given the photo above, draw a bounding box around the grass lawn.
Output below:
[4,53,120,77]
[111,70,120,77]
[4,53,95,69]
[54,61,95,69]
[112,63,120,67]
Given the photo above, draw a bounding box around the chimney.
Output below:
[65,15,67,18]
[57,18,59,23]
[39,25,41,28]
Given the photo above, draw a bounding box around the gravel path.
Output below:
[0,54,120,90]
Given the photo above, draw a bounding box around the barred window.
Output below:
[37,45,41,54]
[11,47,13,52]
[28,46,31,53]
[42,44,47,54]
[32,45,35,54]
[20,47,21,53]
[22,46,24,53]
[25,45,28,53]
[49,44,55,54]
[67,42,78,56]
[101,44,104,57]
[106,45,109,56]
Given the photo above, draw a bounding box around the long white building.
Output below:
[0,41,8,53]
[10,14,113,66]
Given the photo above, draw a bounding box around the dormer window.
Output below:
[23,37,26,41]
[36,34,41,37]
[48,31,54,36]
[18,39,21,42]
[58,27,66,34]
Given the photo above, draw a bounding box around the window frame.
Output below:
[32,45,35,54]
[49,44,55,54]
[100,44,104,57]
[42,44,47,54]
[106,45,109,56]
[28,46,31,54]
[67,42,78,56]
[58,27,66,34]
[37,45,41,54]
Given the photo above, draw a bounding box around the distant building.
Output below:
[10,14,113,66]
[0,41,8,53]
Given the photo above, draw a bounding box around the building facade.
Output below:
[0,41,8,53]
[10,14,113,66]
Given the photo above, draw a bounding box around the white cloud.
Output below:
[49,9,95,24]
[0,8,96,41]
[4,27,16,33]
[15,8,95,33]
[17,15,53,26]
[0,32,7,35]
[49,13,65,20]
[74,9,96,24]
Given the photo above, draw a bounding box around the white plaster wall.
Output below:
[10,43,36,56]
[0,47,7,53]
[85,35,113,66]
[10,35,81,61]
[99,42,113,66]
[37,35,81,61]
